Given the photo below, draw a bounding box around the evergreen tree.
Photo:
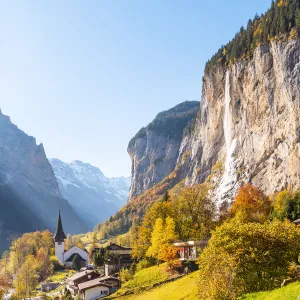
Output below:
[296,9,300,34]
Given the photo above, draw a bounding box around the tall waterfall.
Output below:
[218,70,237,204]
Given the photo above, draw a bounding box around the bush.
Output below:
[197,219,300,299]
[50,255,64,271]
[119,268,132,283]
[136,258,155,272]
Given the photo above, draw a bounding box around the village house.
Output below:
[173,239,210,260]
[93,243,134,276]
[78,276,121,300]
[54,210,89,267]
[66,270,100,296]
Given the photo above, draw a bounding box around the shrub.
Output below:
[197,219,300,299]
[119,268,132,283]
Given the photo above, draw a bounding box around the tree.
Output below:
[14,255,38,299]
[173,184,215,240]
[0,275,10,300]
[146,218,164,262]
[231,183,271,223]
[272,190,293,220]
[93,248,108,267]
[36,247,54,281]
[72,254,82,270]
[197,219,300,299]
[131,201,172,259]
[296,9,300,34]
[146,217,178,267]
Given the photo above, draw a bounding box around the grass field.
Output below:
[240,282,300,300]
[48,269,76,282]
[108,264,182,298]
[109,271,199,300]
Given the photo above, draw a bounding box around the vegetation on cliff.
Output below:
[205,0,300,72]
[128,101,199,151]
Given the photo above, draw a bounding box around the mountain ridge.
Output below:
[50,158,130,229]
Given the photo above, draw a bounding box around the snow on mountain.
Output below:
[50,159,130,229]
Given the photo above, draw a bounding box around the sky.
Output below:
[0,0,271,177]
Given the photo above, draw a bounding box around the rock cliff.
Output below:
[183,38,300,205]
[128,38,300,207]
[127,101,199,199]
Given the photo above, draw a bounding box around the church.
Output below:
[53,210,88,267]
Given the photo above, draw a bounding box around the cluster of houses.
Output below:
[51,210,210,299]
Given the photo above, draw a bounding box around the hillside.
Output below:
[241,282,300,299]
[109,270,198,300]
[50,159,130,229]
[0,110,88,253]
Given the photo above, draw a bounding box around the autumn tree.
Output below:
[231,183,271,223]
[0,275,10,300]
[173,184,215,240]
[197,219,300,299]
[272,190,300,221]
[146,217,178,267]
[36,248,54,281]
[14,255,38,299]
[131,201,172,259]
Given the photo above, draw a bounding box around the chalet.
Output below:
[93,243,134,276]
[53,210,88,267]
[66,270,100,296]
[77,275,121,300]
[173,239,210,261]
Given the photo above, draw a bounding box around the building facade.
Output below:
[53,210,88,266]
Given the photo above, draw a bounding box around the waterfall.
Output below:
[218,70,237,204]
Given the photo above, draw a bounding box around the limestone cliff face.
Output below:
[184,38,300,205]
[0,110,61,197]
[128,39,300,207]
[128,101,199,199]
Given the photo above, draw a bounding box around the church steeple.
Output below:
[53,209,66,242]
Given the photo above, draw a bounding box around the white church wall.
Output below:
[55,242,65,263]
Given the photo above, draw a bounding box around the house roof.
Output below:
[106,243,132,250]
[78,278,112,291]
[68,270,97,282]
[65,253,87,262]
[110,250,131,255]
[53,209,66,242]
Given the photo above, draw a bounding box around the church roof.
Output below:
[65,253,87,262]
[53,209,66,242]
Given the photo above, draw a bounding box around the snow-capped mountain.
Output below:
[49,159,130,229]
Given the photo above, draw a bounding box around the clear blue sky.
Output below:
[0,0,270,177]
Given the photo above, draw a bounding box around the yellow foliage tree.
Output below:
[14,255,38,299]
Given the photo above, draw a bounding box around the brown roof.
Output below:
[110,250,131,255]
[68,270,97,282]
[78,278,112,291]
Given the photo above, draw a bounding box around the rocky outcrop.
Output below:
[50,159,130,229]
[0,110,88,253]
[128,101,199,199]
[183,38,300,205]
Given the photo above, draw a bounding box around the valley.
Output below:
[1,0,300,300]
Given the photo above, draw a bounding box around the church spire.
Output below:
[53,209,66,242]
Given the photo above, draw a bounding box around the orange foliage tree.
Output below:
[231,183,271,223]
